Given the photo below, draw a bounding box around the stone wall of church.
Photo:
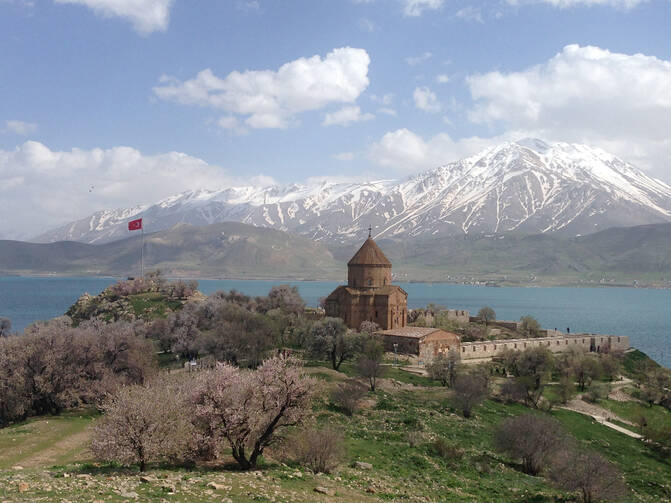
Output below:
[348,264,392,288]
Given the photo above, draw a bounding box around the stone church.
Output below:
[324,234,408,330]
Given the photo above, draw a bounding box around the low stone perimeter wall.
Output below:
[460,334,630,363]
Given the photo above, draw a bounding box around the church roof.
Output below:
[347,237,392,267]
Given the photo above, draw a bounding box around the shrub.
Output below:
[519,315,541,337]
[493,414,566,475]
[432,438,463,462]
[549,447,627,503]
[330,379,367,416]
[582,383,610,404]
[291,426,345,474]
[406,431,422,448]
[0,317,10,337]
[451,373,488,418]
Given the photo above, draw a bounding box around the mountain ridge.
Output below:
[33,139,671,245]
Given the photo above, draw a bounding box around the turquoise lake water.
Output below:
[1,276,669,368]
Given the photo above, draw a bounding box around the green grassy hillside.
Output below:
[1,366,668,502]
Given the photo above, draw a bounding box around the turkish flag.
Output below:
[128,218,143,231]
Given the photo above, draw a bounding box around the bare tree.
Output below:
[549,447,628,503]
[451,372,488,418]
[493,414,567,475]
[191,355,314,470]
[356,337,386,392]
[477,307,496,327]
[427,349,460,387]
[90,379,194,472]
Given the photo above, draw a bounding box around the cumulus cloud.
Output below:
[367,128,516,172]
[54,0,173,34]
[378,107,397,116]
[2,120,37,135]
[405,52,432,66]
[467,44,671,174]
[413,86,441,113]
[436,74,450,83]
[322,106,374,126]
[0,141,265,239]
[402,0,444,16]
[154,47,370,130]
[506,0,646,8]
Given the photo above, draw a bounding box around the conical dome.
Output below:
[347,237,391,266]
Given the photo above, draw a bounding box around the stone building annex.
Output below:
[324,235,629,365]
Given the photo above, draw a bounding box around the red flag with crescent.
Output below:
[128,218,143,231]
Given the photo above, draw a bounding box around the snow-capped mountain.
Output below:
[33,139,671,244]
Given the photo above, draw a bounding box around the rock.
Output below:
[118,491,139,499]
[18,482,29,493]
[161,484,176,493]
[354,461,373,470]
[292,471,303,478]
[207,482,230,491]
[139,475,157,483]
[11,466,24,471]
[76,474,92,479]
[366,487,376,494]
[314,486,336,496]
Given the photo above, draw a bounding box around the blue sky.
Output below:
[1,0,671,238]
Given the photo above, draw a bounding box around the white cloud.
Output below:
[378,107,397,116]
[436,74,450,83]
[506,0,646,9]
[333,152,355,161]
[154,47,371,130]
[467,44,671,175]
[413,86,441,113]
[217,116,248,135]
[323,106,374,127]
[405,51,432,66]
[368,128,516,172]
[2,120,37,136]
[455,5,483,22]
[54,0,173,34]
[402,0,444,16]
[0,141,268,238]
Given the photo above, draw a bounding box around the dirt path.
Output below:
[18,428,93,468]
[559,398,642,439]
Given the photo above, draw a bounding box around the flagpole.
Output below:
[141,226,144,279]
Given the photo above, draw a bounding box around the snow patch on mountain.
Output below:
[33,140,671,244]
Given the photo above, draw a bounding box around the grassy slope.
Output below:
[1,366,669,502]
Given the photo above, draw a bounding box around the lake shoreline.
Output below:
[3,271,671,290]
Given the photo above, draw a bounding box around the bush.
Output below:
[549,447,627,502]
[330,379,367,416]
[432,438,463,462]
[582,383,610,404]
[493,414,566,475]
[451,373,488,418]
[291,426,345,474]
[426,350,460,387]
[406,431,422,448]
